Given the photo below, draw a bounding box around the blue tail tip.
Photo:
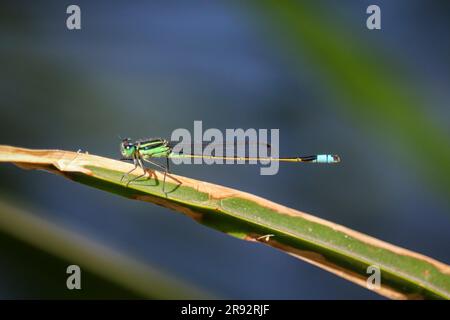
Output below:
[316,154,341,163]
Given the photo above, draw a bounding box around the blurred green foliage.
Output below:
[253,0,450,199]
[0,199,211,299]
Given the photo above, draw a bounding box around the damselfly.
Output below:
[119,137,340,192]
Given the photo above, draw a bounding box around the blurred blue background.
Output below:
[0,0,449,299]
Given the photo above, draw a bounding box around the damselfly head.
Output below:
[120,138,136,158]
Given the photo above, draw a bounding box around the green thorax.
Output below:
[137,138,172,158]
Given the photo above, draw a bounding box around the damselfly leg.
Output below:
[124,157,149,187]
[120,158,138,183]
[142,157,169,193]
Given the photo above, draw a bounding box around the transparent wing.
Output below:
[169,141,271,156]
[169,141,271,149]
